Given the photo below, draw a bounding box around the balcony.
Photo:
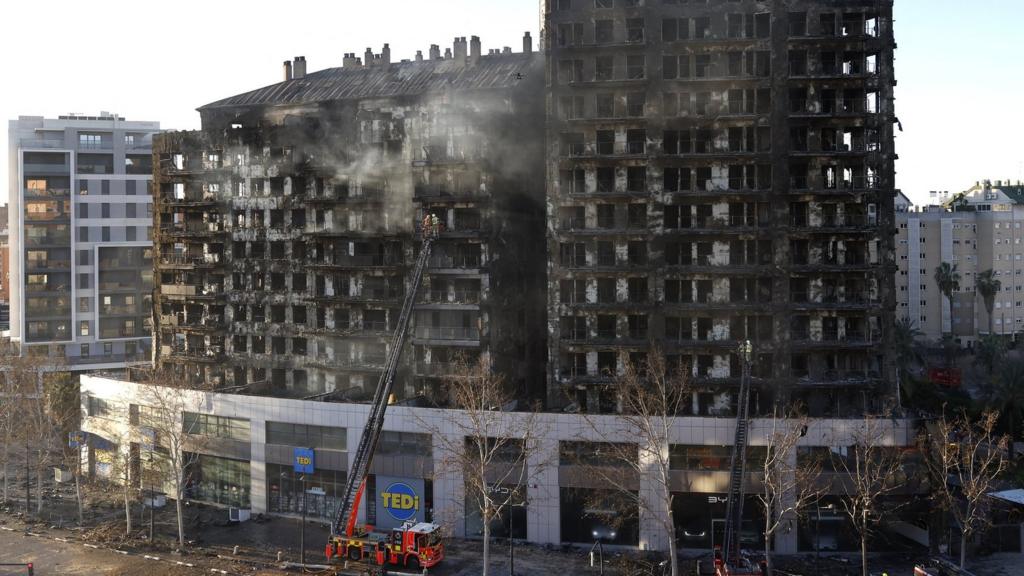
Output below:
[413,326,480,341]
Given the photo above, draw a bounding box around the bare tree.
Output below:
[422,355,547,576]
[135,369,207,549]
[575,349,689,576]
[46,372,84,526]
[920,409,1009,569]
[829,416,907,576]
[756,409,822,576]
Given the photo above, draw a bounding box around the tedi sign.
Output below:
[376,476,426,529]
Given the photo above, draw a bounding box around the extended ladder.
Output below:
[332,238,433,537]
[722,342,753,569]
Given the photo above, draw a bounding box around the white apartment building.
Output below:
[7,114,160,369]
[896,180,1024,345]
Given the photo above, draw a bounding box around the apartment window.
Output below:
[101,226,110,241]
[626,55,645,79]
[597,278,616,303]
[626,18,645,43]
[596,94,615,118]
[597,167,616,193]
[126,227,136,241]
[126,203,136,218]
[628,277,648,302]
[626,129,646,154]
[595,0,612,7]
[789,12,807,36]
[626,167,646,192]
[80,321,90,337]
[78,273,90,289]
[87,396,112,418]
[596,56,614,81]
[626,93,645,117]
[694,54,711,78]
[597,130,615,155]
[595,20,614,44]
[559,59,584,83]
[561,279,586,304]
[79,134,103,149]
[79,203,89,218]
[597,241,615,266]
[81,344,91,358]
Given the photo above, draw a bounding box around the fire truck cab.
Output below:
[326,521,444,570]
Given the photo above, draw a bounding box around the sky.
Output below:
[1,0,1021,206]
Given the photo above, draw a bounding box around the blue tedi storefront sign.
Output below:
[376,476,426,529]
[293,448,315,474]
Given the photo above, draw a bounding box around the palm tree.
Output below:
[934,263,961,335]
[974,334,1006,376]
[993,358,1024,458]
[977,269,1002,335]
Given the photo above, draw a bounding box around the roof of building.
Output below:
[199,53,541,111]
[989,488,1024,507]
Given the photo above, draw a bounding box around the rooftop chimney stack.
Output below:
[293,56,306,78]
[454,37,468,64]
[444,47,452,59]
[415,50,424,62]
[430,44,441,60]
[365,47,374,66]
[503,46,512,54]
[283,60,292,81]
[382,44,391,66]
[470,36,481,65]
[523,31,533,54]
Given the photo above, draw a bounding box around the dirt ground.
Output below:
[1,466,1019,576]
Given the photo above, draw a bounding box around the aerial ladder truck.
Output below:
[324,219,444,571]
[714,341,763,576]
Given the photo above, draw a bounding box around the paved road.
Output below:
[0,530,194,576]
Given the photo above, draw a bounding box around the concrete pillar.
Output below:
[431,429,466,537]
[639,437,671,552]
[526,434,560,544]
[249,416,267,513]
[772,448,799,554]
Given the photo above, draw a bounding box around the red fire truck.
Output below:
[325,521,443,570]
[323,235,445,570]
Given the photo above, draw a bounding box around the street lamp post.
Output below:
[508,499,527,576]
[300,474,307,566]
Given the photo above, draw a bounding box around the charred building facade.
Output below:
[153,36,547,402]
[544,0,898,415]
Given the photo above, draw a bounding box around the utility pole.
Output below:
[300,474,306,566]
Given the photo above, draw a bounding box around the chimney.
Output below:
[503,46,512,54]
[416,50,424,63]
[293,56,306,79]
[444,47,452,59]
[382,44,391,66]
[430,44,441,60]
[365,47,374,66]
[470,36,481,65]
[454,37,468,63]
[283,60,293,81]
[523,31,533,54]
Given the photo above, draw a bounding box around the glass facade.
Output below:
[184,453,250,508]
[465,483,527,539]
[672,493,765,550]
[22,152,72,343]
[265,422,346,450]
[97,246,153,339]
[559,487,639,545]
[183,412,250,441]
[267,463,347,521]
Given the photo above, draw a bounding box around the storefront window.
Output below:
[559,487,639,545]
[183,412,250,442]
[267,463,347,521]
[559,441,637,468]
[797,497,858,552]
[185,453,250,508]
[669,445,768,471]
[266,421,346,451]
[672,493,764,550]
[465,484,527,539]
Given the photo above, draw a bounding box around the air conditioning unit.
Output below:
[229,508,251,522]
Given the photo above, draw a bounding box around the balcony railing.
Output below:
[413,326,480,340]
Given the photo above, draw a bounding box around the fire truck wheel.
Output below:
[347,546,361,561]
[406,557,420,570]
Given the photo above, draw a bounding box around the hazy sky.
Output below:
[2,0,1021,205]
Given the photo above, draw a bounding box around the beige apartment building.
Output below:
[896,180,1024,345]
